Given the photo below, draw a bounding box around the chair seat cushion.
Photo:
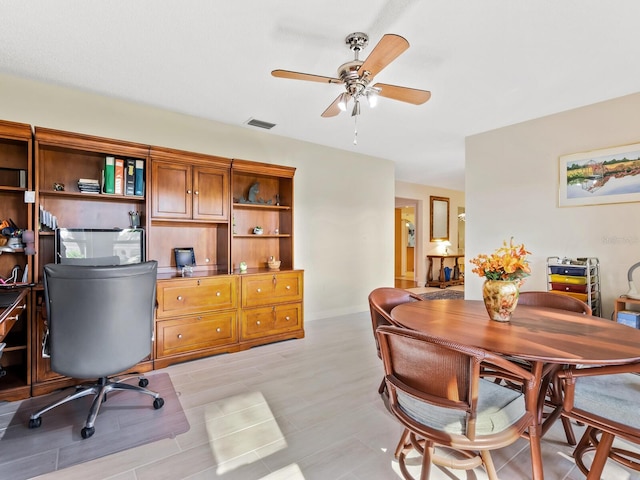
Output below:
[397,378,525,435]
[574,373,640,430]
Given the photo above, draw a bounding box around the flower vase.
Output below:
[482,280,520,322]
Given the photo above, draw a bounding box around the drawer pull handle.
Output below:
[286,285,291,290]
[177,334,183,339]
[194,190,199,195]
[257,288,261,293]
[16,304,26,310]
[285,316,290,321]
[6,315,19,321]
[216,291,221,296]
[177,296,183,301]
[216,327,221,333]
[256,320,261,325]
[187,190,192,194]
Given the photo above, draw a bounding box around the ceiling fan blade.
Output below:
[272,69,342,84]
[358,34,409,79]
[321,94,345,117]
[373,83,431,105]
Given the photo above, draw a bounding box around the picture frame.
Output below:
[174,247,195,268]
[559,142,640,207]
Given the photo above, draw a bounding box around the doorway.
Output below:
[395,198,418,288]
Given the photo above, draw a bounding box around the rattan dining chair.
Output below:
[556,362,640,479]
[518,291,593,445]
[377,325,539,480]
[518,291,592,316]
[368,287,423,394]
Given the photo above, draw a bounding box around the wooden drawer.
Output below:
[156,311,237,357]
[241,271,303,308]
[157,276,238,318]
[240,303,302,340]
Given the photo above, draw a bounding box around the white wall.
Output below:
[395,182,465,286]
[466,92,640,319]
[0,73,395,320]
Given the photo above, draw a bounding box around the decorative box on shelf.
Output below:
[546,256,601,317]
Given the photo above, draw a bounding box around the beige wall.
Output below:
[0,73,395,321]
[466,92,640,319]
[395,182,465,286]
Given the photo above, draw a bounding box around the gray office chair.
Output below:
[28,261,163,439]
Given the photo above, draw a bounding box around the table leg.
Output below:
[528,362,546,480]
[438,258,445,287]
[426,257,434,284]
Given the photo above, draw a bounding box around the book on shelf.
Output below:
[103,156,115,194]
[114,158,125,195]
[124,159,136,196]
[77,178,100,193]
[134,160,144,196]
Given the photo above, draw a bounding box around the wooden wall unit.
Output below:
[149,147,231,274]
[0,119,33,401]
[231,159,295,272]
[0,124,304,399]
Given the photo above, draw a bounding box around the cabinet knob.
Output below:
[216,291,221,296]
[257,288,261,293]
[285,316,290,321]
[194,191,199,195]
[256,320,261,325]
[177,295,183,301]
[187,190,192,194]
[286,285,291,290]
[177,334,183,339]
[216,327,221,333]
[16,304,26,310]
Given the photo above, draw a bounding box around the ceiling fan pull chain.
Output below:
[353,115,358,145]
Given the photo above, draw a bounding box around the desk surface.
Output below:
[391,299,640,365]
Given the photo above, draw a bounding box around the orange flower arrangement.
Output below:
[469,238,531,283]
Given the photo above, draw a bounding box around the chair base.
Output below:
[395,430,496,480]
[574,426,640,479]
[28,376,164,438]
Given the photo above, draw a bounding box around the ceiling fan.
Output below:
[272,32,431,118]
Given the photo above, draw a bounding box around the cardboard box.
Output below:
[617,310,640,328]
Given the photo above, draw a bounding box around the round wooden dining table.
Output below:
[390,299,640,480]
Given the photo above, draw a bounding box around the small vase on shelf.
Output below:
[482,279,520,322]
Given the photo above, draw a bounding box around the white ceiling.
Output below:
[1,1,640,191]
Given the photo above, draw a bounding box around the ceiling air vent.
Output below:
[245,118,276,130]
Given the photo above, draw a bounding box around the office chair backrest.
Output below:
[518,291,592,315]
[44,261,157,379]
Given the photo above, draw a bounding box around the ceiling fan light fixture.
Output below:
[366,89,379,108]
[337,92,349,111]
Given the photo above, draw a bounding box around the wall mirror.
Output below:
[430,196,450,241]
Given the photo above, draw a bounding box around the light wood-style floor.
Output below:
[7,312,640,479]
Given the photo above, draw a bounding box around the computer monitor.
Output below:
[55,228,145,265]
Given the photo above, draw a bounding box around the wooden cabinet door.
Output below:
[151,161,192,219]
[192,166,229,221]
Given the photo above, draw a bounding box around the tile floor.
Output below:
[2,310,639,479]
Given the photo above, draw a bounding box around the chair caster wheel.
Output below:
[138,378,149,388]
[153,397,164,409]
[81,426,95,439]
[28,417,42,429]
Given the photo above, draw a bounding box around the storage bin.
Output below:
[549,274,587,285]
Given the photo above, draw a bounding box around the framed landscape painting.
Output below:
[559,142,640,207]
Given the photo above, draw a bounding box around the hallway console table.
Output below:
[426,254,464,288]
